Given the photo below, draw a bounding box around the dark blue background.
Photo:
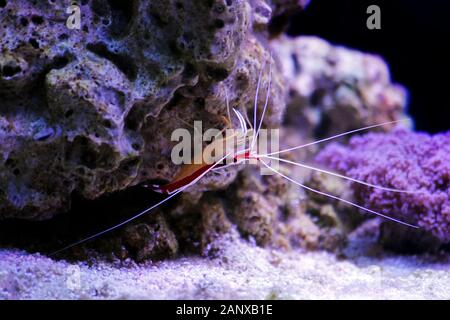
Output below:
[287,0,450,133]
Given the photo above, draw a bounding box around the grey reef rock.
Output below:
[273,36,410,140]
[0,0,418,260]
[0,0,289,220]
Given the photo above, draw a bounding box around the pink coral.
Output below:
[316,129,450,242]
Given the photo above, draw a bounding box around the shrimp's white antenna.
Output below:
[252,51,273,152]
[253,60,266,146]
[51,151,235,256]
[259,160,418,228]
[260,155,418,194]
[262,120,407,157]
[224,87,232,126]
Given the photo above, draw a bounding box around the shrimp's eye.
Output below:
[233,157,237,163]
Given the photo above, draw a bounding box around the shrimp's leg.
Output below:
[233,108,248,134]
[243,109,254,130]
[259,155,418,194]
[258,159,419,228]
[226,86,251,132]
[261,120,407,157]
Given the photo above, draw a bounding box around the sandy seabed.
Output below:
[0,232,449,300]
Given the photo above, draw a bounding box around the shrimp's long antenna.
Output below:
[252,51,273,152]
[259,155,418,194]
[253,60,266,145]
[259,159,419,228]
[50,188,185,256]
[51,152,234,256]
[261,120,406,157]
[225,87,232,126]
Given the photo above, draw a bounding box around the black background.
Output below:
[0,300,442,317]
[287,0,450,133]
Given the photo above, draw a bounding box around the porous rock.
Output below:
[272,36,411,139]
[0,0,294,220]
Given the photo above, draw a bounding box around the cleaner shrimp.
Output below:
[51,56,419,256]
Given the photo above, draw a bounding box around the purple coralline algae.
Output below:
[316,129,450,242]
